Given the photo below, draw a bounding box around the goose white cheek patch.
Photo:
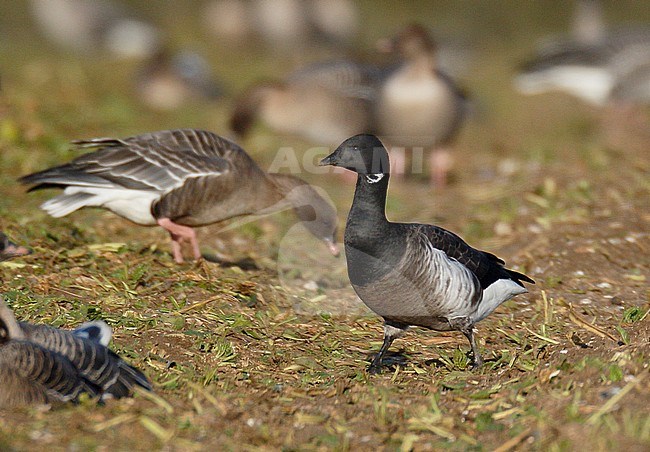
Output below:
[365,173,385,184]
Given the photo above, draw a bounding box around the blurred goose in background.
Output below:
[0,232,31,261]
[231,24,468,186]
[202,0,358,50]
[20,129,339,263]
[571,0,606,44]
[320,135,534,373]
[515,0,650,107]
[136,50,224,111]
[0,297,151,408]
[30,0,160,58]
[231,60,378,146]
[375,24,469,187]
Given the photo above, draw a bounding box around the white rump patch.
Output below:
[515,66,613,106]
[42,186,159,225]
[365,173,385,184]
[472,279,528,323]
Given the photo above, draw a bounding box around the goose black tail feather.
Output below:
[506,268,535,286]
[107,350,152,396]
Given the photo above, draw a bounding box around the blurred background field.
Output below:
[0,1,649,450]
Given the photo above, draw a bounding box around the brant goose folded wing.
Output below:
[0,297,151,407]
[20,129,339,263]
[320,134,534,373]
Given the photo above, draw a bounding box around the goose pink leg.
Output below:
[430,148,453,188]
[157,218,201,263]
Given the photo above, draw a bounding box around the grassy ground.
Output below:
[1,1,649,450]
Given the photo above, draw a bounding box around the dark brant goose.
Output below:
[514,0,650,107]
[0,297,151,407]
[320,134,534,372]
[20,129,339,263]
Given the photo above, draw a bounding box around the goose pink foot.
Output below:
[429,148,453,188]
[157,218,201,263]
[387,146,406,179]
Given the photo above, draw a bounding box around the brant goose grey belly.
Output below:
[20,129,339,263]
[320,134,534,373]
[0,297,151,407]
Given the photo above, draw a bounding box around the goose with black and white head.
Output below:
[20,129,339,263]
[320,134,534,373]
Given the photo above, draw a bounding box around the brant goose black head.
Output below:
[320,134,389,175]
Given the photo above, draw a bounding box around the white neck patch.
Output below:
[365,173,385,184]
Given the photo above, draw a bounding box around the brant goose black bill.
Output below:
[20,129,339,263]
[0,297,151,407]
[320,134,534,373]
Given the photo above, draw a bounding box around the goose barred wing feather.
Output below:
[415,224,534,289]
[20,322,152,399]
[287,60,380,100]
[21,129,234,193]
[0,341,98,407]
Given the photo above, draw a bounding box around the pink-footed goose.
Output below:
[230,24,467,186]
[375,24,468,187]
[0,297,151,408]
[29,0,160,58]
[230,60,377,146]
[20,129,339,263]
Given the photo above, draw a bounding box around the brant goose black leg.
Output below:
[368,335,394,374]
[368,323,406,374]
[462,327,484,369]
